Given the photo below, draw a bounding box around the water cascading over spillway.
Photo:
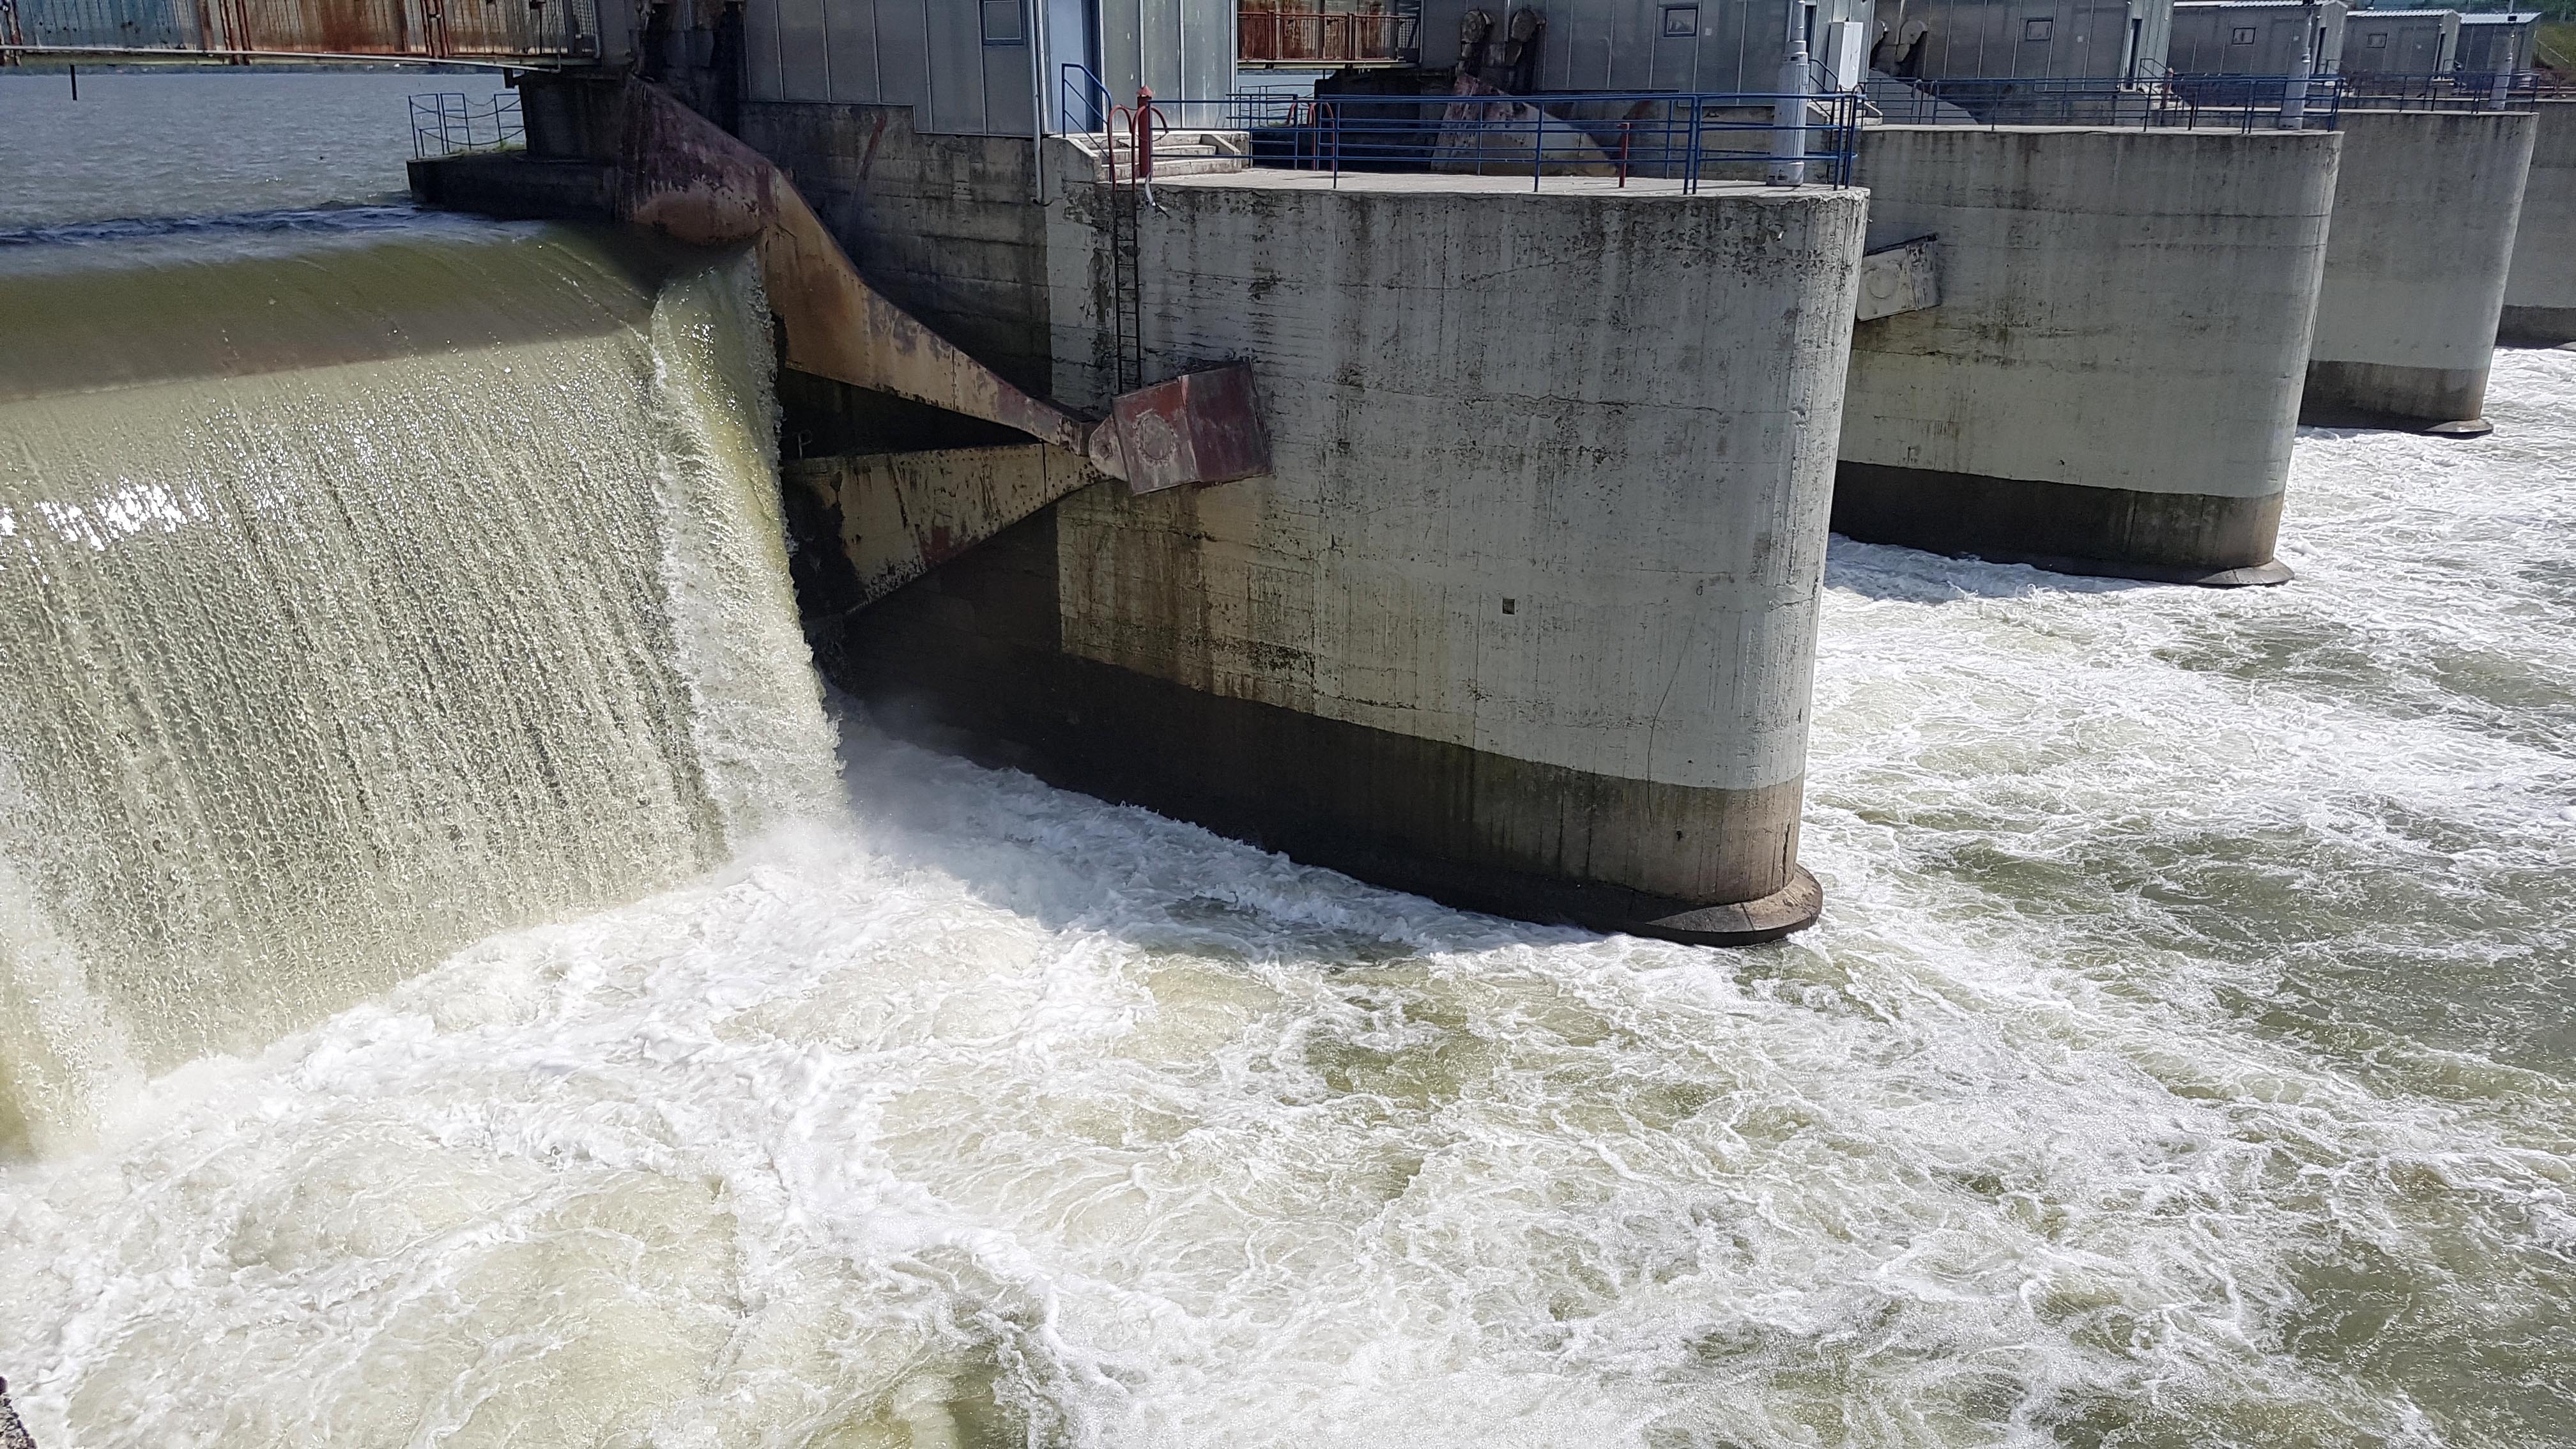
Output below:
[0,215,843,1153]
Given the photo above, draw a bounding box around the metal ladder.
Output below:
[1104,92,1160,394]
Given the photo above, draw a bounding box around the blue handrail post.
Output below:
[1686,96,1704,194]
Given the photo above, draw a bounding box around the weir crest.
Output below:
[0,218,843,1153]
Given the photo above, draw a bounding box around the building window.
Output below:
[2023,16,2053,41]
[981,0,1023,45]
[2230,25,2257,42]
[1662,4,1699,38]
[2366,30,2389,47]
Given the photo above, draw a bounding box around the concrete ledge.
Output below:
[2300,358,2491,429]
[1832,462,2290,586]
[2500,304,2576,347]
[406,154,617,222]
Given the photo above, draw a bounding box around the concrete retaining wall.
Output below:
[1837,124,2340,584]
[839,173,1867,942]
[2503,100,2576,346]
[2304,109,2534,426]
[739,102,1054,392]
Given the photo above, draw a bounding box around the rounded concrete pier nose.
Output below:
[2190,559,2296,588]
[1632,866,1825,946]
[1961,550,2293,589]
[2425,418,2496,440]
[2303,111,2536,436]
[2501,103,2576,348]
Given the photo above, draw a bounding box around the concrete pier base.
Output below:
[2301,360,2496,431]
[2301,109,2534,429]
[835,516,1826,944]
[830,172,1867,944]
[2501,102,2576,347]
[2502,307,2576,344]
[1832,464,2293,586]
[1838,125,2338,585]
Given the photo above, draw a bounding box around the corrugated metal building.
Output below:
[2338,6,2454,73]
[2168,0,2344,75]
[2454,10,2534,73]
[1410,0,1882,95]
[1867,0,2175,81]
[744,0,1236,135]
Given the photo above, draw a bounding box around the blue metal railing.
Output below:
[1056,77,1863,191]
[1870,72,2348,130]
[2336,70,2576,107]
[1061,62,1119,134]
[410,92,525,159]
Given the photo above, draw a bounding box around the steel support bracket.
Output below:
[1089,364,1272,494]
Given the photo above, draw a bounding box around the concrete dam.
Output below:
[5,1,2576,1443]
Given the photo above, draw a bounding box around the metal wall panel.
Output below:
[981,4,1039,135]
[1886,0,2168,80]
[923,0,979,132]
[775,0,832,102]
[825,0,880,101]
[739,0,1222,132]
[1094,0,1142,93]
[2168,2,2340,76]
[1551,0,1610,86]
[1046,0,1099,123]
[2341,8,2450,75]
[1076,0,1230,120]
[2455,15,2532,74]
[1418,0,1878,96]
[748,0,785,98]
[873,0,929,104]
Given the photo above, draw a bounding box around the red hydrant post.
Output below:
[1133,86,1156,182]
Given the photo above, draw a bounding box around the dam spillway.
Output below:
[0,216,840,1151]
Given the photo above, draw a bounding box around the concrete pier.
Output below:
[1836,125,2340,586]
[2502,100,2576,347]
[2303,109,2535,431]
[837,172,1867,943]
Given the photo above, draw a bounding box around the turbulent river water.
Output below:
[4,72,2575,1449]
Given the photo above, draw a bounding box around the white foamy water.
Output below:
[4,355,2575,1446]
